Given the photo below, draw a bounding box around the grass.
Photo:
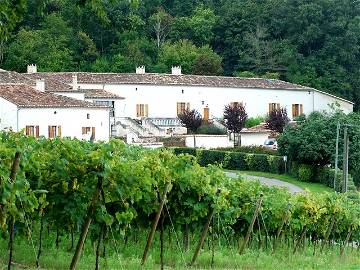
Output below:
[226,170,333,193]
[0,230,359,270]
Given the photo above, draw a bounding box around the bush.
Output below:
[217,146,279,155]
[268,155,285,174]
[197,150,229,167]
[172,147,197,156]
[197,123,227,135]
[289,161,299,178]
[225,152,248,170]
[246,154,269,172]
[245,116,264,128]
[298,164,314,182]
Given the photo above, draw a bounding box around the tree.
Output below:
[223,103,248,145]
[149,7,173,49]
[178,109,202,147]
[265,108,289,133]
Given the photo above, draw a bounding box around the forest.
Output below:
[1,0,360,109]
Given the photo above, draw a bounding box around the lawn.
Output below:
[227,170,333,193]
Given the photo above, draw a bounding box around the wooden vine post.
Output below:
[7,152,21,270]
[273,203,291,252]
[340,226,353,256]
[141,182,171,266]
[320,216,336,253]
[69,174,103,270]
[239,193,263,255]
[190,189,221,266]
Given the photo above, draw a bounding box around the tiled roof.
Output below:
[0,70,35,86]
[241,123,273,133]
[38,72,311,90]
[0,84,108,108]
[22,73,72,91]
[84,89,124,99]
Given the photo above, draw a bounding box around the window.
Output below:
[230,102,243,107]
[176,102,190,115]
[268,103,280,113]
[87,113,90,119]
[136,104,148,117]
[94,100,110,106]
[82,127,95,140]
[292,104,303,118]
[25,125,39,137]
[48,126,61,138]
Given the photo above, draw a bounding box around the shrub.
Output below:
[197,150,229,167]
[172,147,197,156]
[298,164,313,182]
[225,152,248,170]
[245,116,264,128]
[246,154,269,172]
[267,155,285,174]
[197,123,227,135]
[217,146,279,156]
[289,161,299,178]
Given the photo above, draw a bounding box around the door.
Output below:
[203,107,209,121]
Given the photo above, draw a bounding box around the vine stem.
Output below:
[141,182,171,266]
[7,152,21,270]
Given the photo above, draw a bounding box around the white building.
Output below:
[36,66,353,124]
[0,83,110,141]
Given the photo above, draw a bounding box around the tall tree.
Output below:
[265,108,290,133]
[149,7,173,49]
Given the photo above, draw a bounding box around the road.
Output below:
[225,171,304,194]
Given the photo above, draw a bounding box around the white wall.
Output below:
[240,132,270,147]
[0,97,18,130]
[314,91,353,113]
[76,83,353,120]
[17,107,110,141]
[185,135,232,149]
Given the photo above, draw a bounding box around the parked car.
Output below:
[264,138,278,150]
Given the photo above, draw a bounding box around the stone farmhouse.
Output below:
[0,65,354,143]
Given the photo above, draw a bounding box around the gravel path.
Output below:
[225,171,304,194]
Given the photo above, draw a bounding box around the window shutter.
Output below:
[35,126,39,138]
[58,126,62,137]
[292,104,296,118]
[300,104,303,115]
[268,103,272,113]
[92,127,96,140]
[136,104,140,117]
[277,103,280,109]
[48,126,52,138]
[177,102,181,115]
[145,104,148,117]
[186,102,190,110]
[82,127,86,134]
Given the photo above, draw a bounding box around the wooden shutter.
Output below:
[58,126,62,137]
[35,126,39,138]
[92,127,96,140]
[82,127,86,134]
[276,103,280,109]
[145,104,149,117]
[292,104,296,118]
[186,102,190,110]
[268,103,272,113]
[204,107,209,121]
[177,102,181,115]
[137,104,140,117]
[300,104,303,115]
[48,126,52,138]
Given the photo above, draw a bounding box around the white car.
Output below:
[264,139,278,150]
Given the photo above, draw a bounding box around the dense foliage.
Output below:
[265,108,289,133]
[0,132,359,268]
[2,0,360,109]
[278,110,360,187]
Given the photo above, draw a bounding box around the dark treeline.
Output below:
[1,0,360,109]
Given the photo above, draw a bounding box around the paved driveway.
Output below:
[225,171,304,194]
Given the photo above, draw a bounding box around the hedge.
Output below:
[172,148,285,174]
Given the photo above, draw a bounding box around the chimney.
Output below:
[171,66,182,75]
[136,66,146,74]
[72,74,78,90]
[27,64,37,74]
[35,79,45,92]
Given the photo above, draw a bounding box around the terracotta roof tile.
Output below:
[84,89,124,99]
[23,73,72,91]
[38,72,311,90]
[0,84,107,108]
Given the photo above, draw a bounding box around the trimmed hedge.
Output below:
[173,148,285,174]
